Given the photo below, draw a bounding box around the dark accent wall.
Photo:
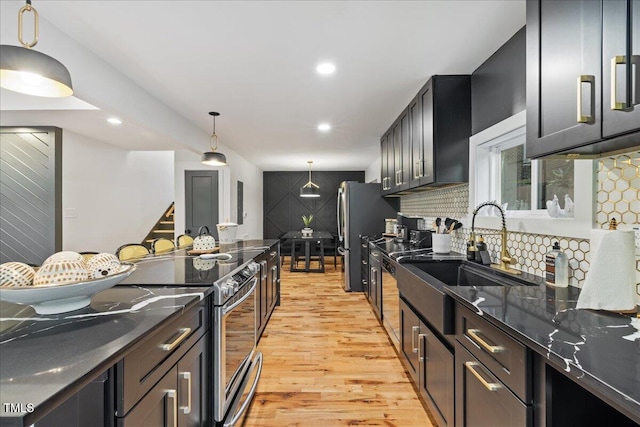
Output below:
[471,26,526,135]
[263,171,365,239]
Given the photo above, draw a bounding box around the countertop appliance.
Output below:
[337,181,399,292]
[409,229,433,248]
[396,214,423,242]
[212,260,263,427]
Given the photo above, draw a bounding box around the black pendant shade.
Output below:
[201,111,227,166]
[0,3,73,97]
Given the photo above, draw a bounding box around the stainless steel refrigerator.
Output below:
[337,181,398,291]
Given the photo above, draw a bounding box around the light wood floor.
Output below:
[243,259,436,426]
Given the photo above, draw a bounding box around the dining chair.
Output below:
[176,234,194,249]
[151,238,175,254]
[79,251,99,262]
[115,243,150,261]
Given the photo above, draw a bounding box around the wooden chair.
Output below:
[151,238,175,254]
[115,243,150,261]
[176,234,194,249]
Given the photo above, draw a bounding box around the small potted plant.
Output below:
[301,214,314,237]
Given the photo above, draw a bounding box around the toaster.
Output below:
[409,230,433,248]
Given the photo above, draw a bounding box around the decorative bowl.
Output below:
[0,263,136,315]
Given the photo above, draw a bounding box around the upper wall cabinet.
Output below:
[380,75,471,196]
[526,0,640,159]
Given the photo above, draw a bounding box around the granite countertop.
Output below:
[444,269,640,424]
[370,236,466,265]
[0,286,206,425]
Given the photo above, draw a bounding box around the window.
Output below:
[469,111,593,239]
[484,125,574,214]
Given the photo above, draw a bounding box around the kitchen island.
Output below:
[0,239,279,426]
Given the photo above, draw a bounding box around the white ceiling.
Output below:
[0,1,526,171]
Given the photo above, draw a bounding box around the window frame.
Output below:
[468,111,594,239]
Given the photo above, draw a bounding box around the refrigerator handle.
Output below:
[337,187,344,242]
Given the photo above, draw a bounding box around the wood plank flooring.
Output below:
[243,260,436,426]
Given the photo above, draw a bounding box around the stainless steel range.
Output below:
[212,260,262,427]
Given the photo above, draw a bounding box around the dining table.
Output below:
[282,230,334,273]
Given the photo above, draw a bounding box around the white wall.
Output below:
[62,131,174,253]
[365,157,381,183]
[174,150,263,241]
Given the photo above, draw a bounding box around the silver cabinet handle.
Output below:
[161,328,191,351]
[179,372,192,414]
[577,74,595,123]
[411,326,419,353]
[465,361,502,392]
[260,260,267,280]
[362,259,367,265]
[467,328,504,353]
[418,334,426,362]
[166,389,178,427]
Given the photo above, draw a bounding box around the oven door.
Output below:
[213,276,262,426]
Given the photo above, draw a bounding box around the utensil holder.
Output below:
[432,234,451,254]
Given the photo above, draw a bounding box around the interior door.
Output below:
[0,127,61,265]
[185,171,219,239]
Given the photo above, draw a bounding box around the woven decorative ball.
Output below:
[0,262,36,287]
[87,253,121,279]
[43,251,86,267]
[33,259,89,286]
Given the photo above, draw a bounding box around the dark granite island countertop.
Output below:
[0,286,206,426]
[444,278,640,424]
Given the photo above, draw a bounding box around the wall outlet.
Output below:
[64,208,77,219]
[634,225,640,256]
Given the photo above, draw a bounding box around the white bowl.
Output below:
[0,263,136,315]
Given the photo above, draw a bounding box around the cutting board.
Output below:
[187,247,220,255]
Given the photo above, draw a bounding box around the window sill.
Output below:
[466,215,592,239]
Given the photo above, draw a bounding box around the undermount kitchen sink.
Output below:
[411,261,460,286]
[457,262,540,287]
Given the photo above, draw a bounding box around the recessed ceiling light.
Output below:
[317,123,331,132]
[316,63,336,75]
[107,117,122,125]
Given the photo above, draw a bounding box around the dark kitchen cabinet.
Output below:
[602,0,640,138]
[400,298,454,427]
[381,75,470,195]
[257,246,280,339]
[390,108,411,192]
[380,132,394,195]
[117,335,208,427]
[526,0,640,158]
[360,237,369,294]
[454,303,532,427]
[368,248,382,321]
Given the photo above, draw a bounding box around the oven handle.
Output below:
[223,277,258,315]
[224,351,263,427]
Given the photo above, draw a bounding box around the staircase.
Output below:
[142,203,175,250]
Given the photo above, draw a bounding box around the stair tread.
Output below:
[160,221,175,224]
[153,230,175,233]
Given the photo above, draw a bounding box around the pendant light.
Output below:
[300,161,320,198]
[201,112,227,166]
[0,0,73,97]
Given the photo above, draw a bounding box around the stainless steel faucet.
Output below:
[470,201,520,274]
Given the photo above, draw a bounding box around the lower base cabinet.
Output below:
[117,335,208,427]
[400,298,454,427]
[455,342,530,427]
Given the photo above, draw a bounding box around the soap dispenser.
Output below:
[545,241,569,287]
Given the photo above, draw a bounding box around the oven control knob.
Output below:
[226,278,239,292]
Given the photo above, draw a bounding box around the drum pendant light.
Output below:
[0,1,73,97]
[300,161,320,198]
[201,112,227,166]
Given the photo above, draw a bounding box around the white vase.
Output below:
[301,227,313,237]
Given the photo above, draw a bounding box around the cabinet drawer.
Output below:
[456,305,530,403]
[455,341,530,427]
[116,303,207,416]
